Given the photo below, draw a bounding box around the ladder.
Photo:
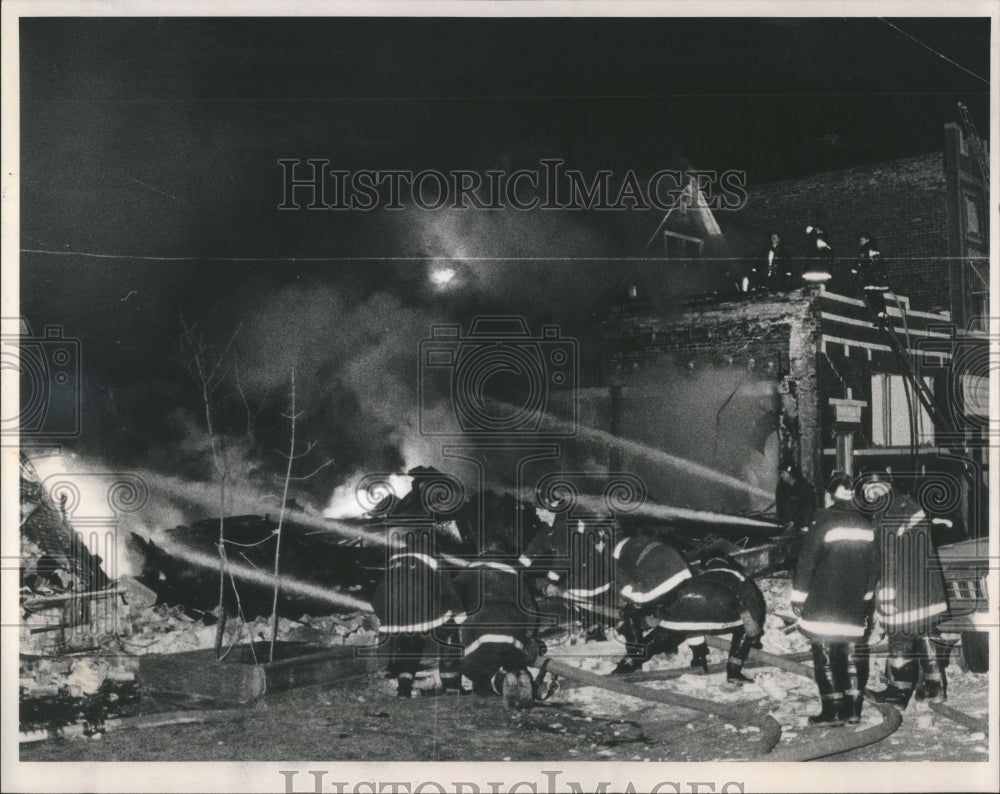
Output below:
[874,311,951,436]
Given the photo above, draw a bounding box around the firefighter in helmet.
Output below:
[851,232,889,323]
[748,232,794,292]
[860,470,951,707]
[792,471,880,725]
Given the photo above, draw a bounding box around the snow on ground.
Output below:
[543,575,990,759]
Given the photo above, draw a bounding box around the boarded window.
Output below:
[870,374,935,446]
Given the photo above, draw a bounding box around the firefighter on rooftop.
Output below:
[851,232,890,323]
[747,231,793,292]
[791,471,880,726]
[803,224,835,284]
[860,470,951,708]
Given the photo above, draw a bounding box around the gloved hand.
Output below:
[523,638,546,664]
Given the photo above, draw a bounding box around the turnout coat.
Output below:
[613,536,692,606]
[372,551,465,635]
[791,500,881,641]
[852,244,889,291]
[776,478,818,533]
[453,561,539,678]
[522,519,617,607]
[874,490,949,634]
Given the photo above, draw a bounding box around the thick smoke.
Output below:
[46,200,767,537]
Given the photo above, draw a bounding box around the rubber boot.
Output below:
[501,670,520,710]
[611,656,643,675]
[915,636,947,702]
[726,630,755,685]
[689,639,710,674]
[809,697,845,725]
[437,628,464,694]
[808,643,844,726]
[726,660,754,685]
[612,619,650,674]
[840,641,868,724]
[871,658,918,708]
[515,669,535,709]
[616,607,650,668]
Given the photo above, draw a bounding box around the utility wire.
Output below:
[19,248,988,263]
[878,19,989,86]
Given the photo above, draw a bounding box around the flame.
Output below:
[323,471,413,519]
[25,452,140,578]
[429,266,456,286]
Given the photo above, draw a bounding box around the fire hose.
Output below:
[703,636,904,762]
[538,589,905,760]
[538,656,783,758]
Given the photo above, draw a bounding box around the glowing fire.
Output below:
[429,266,456,287]
[323,472,413,519]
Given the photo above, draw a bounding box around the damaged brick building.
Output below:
[602,123,990,540]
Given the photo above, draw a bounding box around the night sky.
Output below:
[16,15,991,501]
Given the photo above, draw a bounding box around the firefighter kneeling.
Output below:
[791,472,880,726]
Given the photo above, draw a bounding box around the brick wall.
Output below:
[731,153,952,313]
[604,291,822,487]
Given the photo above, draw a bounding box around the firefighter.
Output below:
[371,531,466,698]
[792,472,881,725]
[861,471,951,707]
[851,232,889,323]
[454,558,541,708]
[611,534,711,672]
[748,232,792,292]
[803,224,835,284]
[775,460,818,566]
[776,461,818,535]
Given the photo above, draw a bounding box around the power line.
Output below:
[19,248,990,263]
[878,19,989,87]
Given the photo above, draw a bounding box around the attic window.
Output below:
[663,230,703,259]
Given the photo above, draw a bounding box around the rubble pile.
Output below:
[19,656,140,735]
[129,606,379,655]
[19,456,386,738]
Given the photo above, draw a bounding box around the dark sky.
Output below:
[16,15,991,497]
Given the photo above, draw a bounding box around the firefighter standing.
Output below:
[748,232,793,292]
[792,472,881,725]
[776,461,818,565]
[372,534,466,698]
[861,471,951,707]
[803,225,835,284]
[851,232,889,323]
[776,461,818,535]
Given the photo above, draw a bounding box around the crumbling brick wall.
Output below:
[603,290,821,488]
[732,153,952,314]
